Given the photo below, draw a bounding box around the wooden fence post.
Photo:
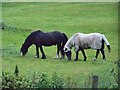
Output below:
[118,59,120,89]
[92,75,98,90]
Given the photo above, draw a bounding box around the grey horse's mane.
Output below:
[64,33,78,52]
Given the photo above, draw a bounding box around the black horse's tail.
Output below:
[62,33,68,47]
[61,33,68,58]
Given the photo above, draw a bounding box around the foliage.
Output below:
[2,70,65,89]
[1,21,6,29]
[0,21,17,31]
[14,65,19,76]
[2,70,118,89]
[31,72,49,88]
[2,72,31,89]
[50,72,64,89]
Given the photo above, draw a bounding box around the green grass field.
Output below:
[2,2,118,88]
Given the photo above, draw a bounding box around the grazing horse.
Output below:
[20,30,69,59]
[64,33,111,61]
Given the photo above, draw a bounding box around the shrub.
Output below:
[31,72,49,88]
[2,71,65,89]
[2,72,31,89]
[50,72,65,89]
[1,21,6,29]
[14,65,19,77]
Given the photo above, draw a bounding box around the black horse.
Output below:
[20,30,70,59]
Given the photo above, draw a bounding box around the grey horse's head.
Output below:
[64,45,72,60]
[63,34,76,60]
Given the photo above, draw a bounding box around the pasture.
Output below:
[2,2,118,88]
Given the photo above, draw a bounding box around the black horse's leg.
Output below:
[39,46,46,59]
[93,49,100,61]
[60,44,65,59]
[100,49,106,61]
[74,51,79,61]
[54,44,60,59]
[81,49,87,61]
[35,45,39,58]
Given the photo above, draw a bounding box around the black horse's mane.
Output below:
[26,30,42,40]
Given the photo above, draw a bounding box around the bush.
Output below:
[2,71,65,89]
[0,21,17,30]
[2,72,31,89]
[2,66,118,89]
[50,72,64,89]
[31,72,49,88]
[1,21,6,29]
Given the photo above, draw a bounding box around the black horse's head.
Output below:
[20,44,28,56]
[20,32,33,56]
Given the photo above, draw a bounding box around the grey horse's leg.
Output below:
[74,48,87,61]
[100,49,106,60]
[100,39,106,61]
[74,51,79,61]
[93,49,100,61]
[81,49,87,61]
[35,45,39,58]
[40,46,46,59]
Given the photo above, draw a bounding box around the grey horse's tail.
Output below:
[102,34,111,52]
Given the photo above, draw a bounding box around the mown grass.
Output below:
[2,2,118,88]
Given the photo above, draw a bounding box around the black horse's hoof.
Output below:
[84,59,87,61]
[34,55,39,58]
[41,56,46,59]
[60,58,64,59]
[60,56,64,59]
[68,59,71,61]
[103,58,106,61]
[84,57,87,61]
[74,59,78,61]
